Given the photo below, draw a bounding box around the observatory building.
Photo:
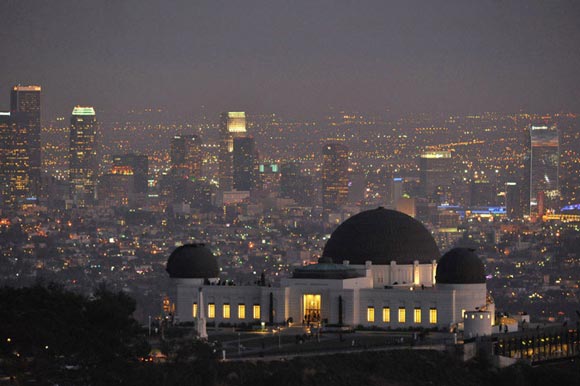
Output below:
[167,208,492,330]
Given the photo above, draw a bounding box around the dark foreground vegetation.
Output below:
[1,284,579,386]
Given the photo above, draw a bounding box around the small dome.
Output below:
[166,243,219,279]
[322,207,440,265]
[436,248,485,284]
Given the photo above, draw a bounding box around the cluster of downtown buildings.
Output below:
[0,85,566,221]
[0,87,347,214]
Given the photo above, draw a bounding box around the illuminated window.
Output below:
[223,304,230,319]
[253,304,261,320]
[429,308,437,324]
[382,307,390,323]
[208,303,215,318]
[367,307,375,323]
[461,309,466,319]
[192,303,197,318]
[238,304,246,319]
[414,308,421,324]
[398,307,406,323]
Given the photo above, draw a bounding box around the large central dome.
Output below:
[322,207,440,265]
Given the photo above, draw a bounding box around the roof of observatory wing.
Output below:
[166,243,220,279]
[435,248,486,284]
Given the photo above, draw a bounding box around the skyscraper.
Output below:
[470,178,495,207]
[322,143,349,211]
[530,125,559,215]
[170,135,202,180]
[280,162,301,200]
[0,109,32,209]
[69,106,98,207]
[9,85,41,201]
[280,162,314,205]
[419,151,453,203]
[0,112,12,206]
[391,177,404,207]
[233,136,256,191]
[112,153,149,194]
[219,112,246,190]
[505,182,522,219]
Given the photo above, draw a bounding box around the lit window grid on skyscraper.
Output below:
[9,85,41,203]
[69,106,97,207]
[529,125,559,212]
[322,143,349,211]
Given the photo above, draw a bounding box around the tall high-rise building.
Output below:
[530,125,559,215]
[233,136,255,191]
[0,109,32,209]
[69,106,98,207]
[470,179,495,207]
[419,151,452,203]
[0,112,13,206]
[280,162,301,199]
[170,135,202,180]
[322,143,349,211]
[505,182,522,219]
[9,85,41,201]
[390,177,404,207]
[112,153,149,194]
[219,112,246,190]
[280,162,314,205]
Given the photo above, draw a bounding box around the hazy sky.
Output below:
[1,0,580,120]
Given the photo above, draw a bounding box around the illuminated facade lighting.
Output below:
[219,112,247,190]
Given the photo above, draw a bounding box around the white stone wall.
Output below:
[170,272,487,329]
[464,311,493,338]
[358,287,444,328]
[174,283,267,324]
[174,278,203,323]
[437,283,488,324]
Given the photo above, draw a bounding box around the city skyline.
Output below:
[1,1,580,121]
[1,2,580,382]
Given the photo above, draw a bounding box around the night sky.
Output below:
[1,0,580,120]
